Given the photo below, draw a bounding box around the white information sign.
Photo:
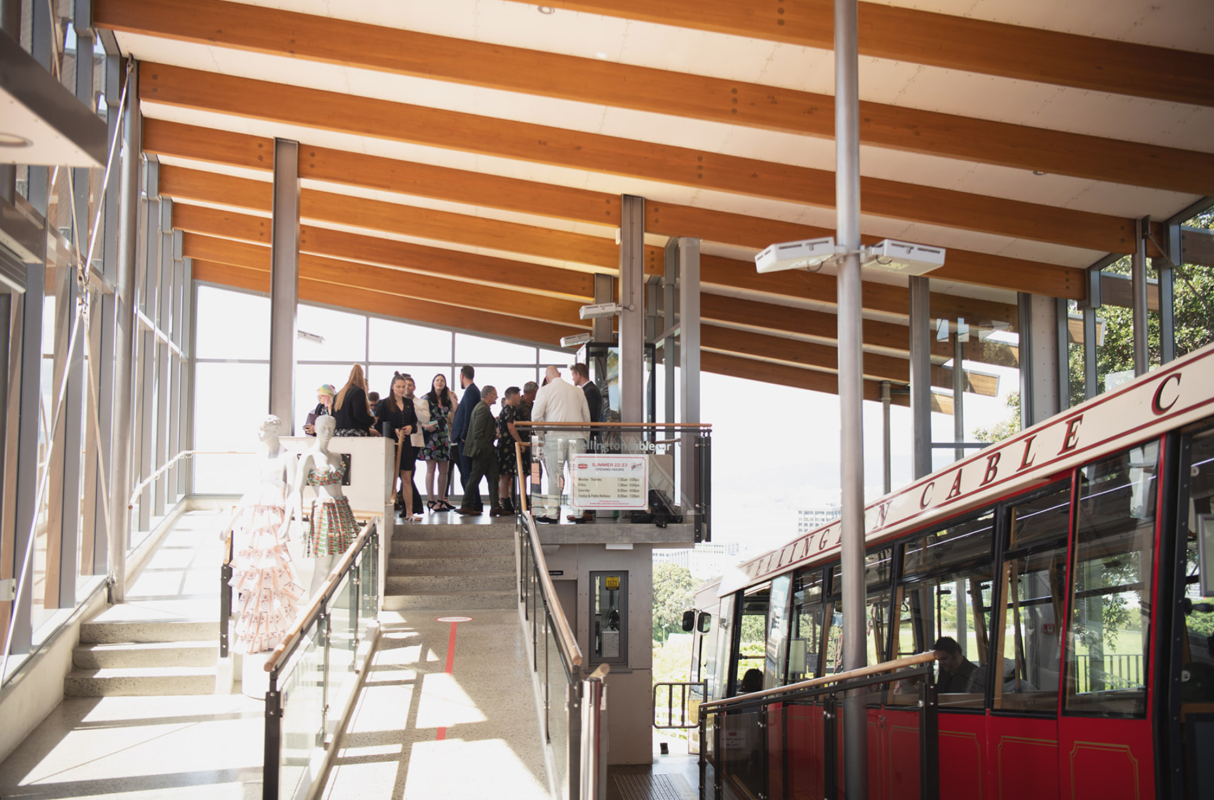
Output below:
[571,455,648,509]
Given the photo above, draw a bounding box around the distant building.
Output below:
[797,505,841,535]
[654,541,742,580]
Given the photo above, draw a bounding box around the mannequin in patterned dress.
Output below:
[282,415,361,596]
[221,415,304,655]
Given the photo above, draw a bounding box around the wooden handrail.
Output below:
[514,442,529,514]
[699,651,937,712]
[520,511,583,668]
[263,519,376,674]
[515,421,711,429]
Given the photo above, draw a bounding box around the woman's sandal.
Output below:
[426,500,438,513]
[438,500,455,512]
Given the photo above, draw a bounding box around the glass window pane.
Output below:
[789,570,825,683]
[1180,428,1214,715]
[195,286,269,360]
[454,332,537,364]
[294,363,349,434]
[902,511,994,577]
[735,586,769,694]
[1065,443,1159,716]
[765,574,792,689]
[193,363,270,493]
[296,304,367,363]
[462,367,537,400]
[368,317,451,363]
[994,485,1070,712]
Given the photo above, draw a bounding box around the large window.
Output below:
[1065,443,1160,716]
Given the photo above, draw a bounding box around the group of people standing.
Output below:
[302,362,603,522]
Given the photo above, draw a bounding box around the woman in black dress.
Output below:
[333,365,378,437]
[375,373,421,520]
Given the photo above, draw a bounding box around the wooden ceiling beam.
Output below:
[701,324,909,383]
[138,62,1137,254]
[146,120,1079,304]
[503,0,1214,108]
[192,260,581,349]
[95,0,1214,194]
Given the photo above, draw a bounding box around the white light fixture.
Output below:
[754,237,839,273]
[0,132,32,148]
[579,302,621,320]
[861,239,946,276]
[297,330,325,344]
[560,332,592,348]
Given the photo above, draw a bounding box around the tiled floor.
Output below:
[320,608,549,800]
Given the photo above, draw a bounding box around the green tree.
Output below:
[652,563,696,642]
[973,391,1021,443]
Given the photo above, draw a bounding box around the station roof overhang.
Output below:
[94,0,1214,408]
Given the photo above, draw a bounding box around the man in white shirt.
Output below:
[531,366,590,523]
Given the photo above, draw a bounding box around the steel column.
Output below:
[1021,294,1060,426]
[1131,217,1149,376]
[952,332,964,461]
[25,0,52,216]
[136,161,157,531]
[0,0,18,202]
[9,262,44,656]
[835,0,868,794]
[48,256,83,609]
[180,259,194,496]
[1055,297,1070,410]
[908,276,931,479]
[592,273,613,345]
[662,244,677,426]
[108,59,140,602]
[1159,223,1179,364]
[1082,268,1100,401]
[154,199,172,514]
[167,231,183,500]
[1017,292,1034,429]
[618,195,645,424]
[678,237,700,513]
[269,139,300,430]
[881,380,891,494]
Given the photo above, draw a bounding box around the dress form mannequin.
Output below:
[222,415,305,697]
[283,415,359,596]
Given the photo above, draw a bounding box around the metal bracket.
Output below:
[0,578,15,601]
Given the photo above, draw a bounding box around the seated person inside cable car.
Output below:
[934,636,987,695]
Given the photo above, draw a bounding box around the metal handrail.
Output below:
[516,421,712,429]
[520,510,583,669]
[700,651,937,713]
[263,519,376,675]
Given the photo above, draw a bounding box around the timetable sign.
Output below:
[571,455,648,509]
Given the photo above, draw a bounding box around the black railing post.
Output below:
[760,702,770,800]
[920,678,939,800]
[220,536,233,659]
[695,432,711,543]
[263,676,282,800]
[713,713,723,800]
[699,711,707,800]
[824,694,838,800]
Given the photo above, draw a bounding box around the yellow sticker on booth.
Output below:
[605,577,620,590]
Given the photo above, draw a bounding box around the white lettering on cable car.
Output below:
[725,343,1214,594]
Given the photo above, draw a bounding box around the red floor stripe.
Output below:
[435,620,461,741]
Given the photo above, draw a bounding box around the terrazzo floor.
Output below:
[320,608,550,800]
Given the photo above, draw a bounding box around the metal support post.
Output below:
[952,332,964,461]
[136,160,158,531]
[48,259,84,609]
[1082,268,1100,400]
[1055,297,1070,410]
[919,678,939,799]
[269,139,300,429]
[1131,217,1149,376]
[180,259,194,496]
[618,195,644,424]
[1159,223,1179,364]
[109,58,141,602]
[167,231,183,500]
[881,381,891,494]
[823,694,839,799]
[592,273,613,344]
[1021,294,1060,426]
[662,242,677,426]
[0,0,18,201]
[908,277,931,479]
[9,262,45,655]
[835,0,868,794]
[264,680,282,799]
[25,0,52,216]
[154,199,172,515]
[1017,293,1034,429]
[678,237,700,513]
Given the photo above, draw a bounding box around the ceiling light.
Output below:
[0,133,33,148]
[1032,170,1046,176]
[537,6,555,13]
[754,237,839,273]
[579,302,621,320]
[595,52,607,59]
[560,332,592,348]
[861,239,946,276]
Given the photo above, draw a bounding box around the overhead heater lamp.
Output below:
[862,239,946,276]
[754,237,838,273]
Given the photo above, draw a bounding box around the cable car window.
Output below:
[764,575,793,690]
[1065,442,1160,717]
[826,549,893,703]
[1178,426,1214,798]
[894,511,996,709]
[993,483,1070,713]
[732,585,769,696]
[788,569,826,684]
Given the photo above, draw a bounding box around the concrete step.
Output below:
[381,589,517,611]
[73,640,219,669]
[79,619,218,644]
[388,554,514,574]
[388,571,514,594]
[64,666,217,697]
[391,537,514,558]
[392,523,515,541]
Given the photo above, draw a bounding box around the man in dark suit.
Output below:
[450,365,479,493]
[569,363,602,523]
[457,385,504,517]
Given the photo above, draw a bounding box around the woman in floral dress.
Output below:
[420,373,457,512]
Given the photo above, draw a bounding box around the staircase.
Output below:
[65,619,219,697]
[384,520,517,611]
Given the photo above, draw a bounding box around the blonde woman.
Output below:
[332,364,378,436]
